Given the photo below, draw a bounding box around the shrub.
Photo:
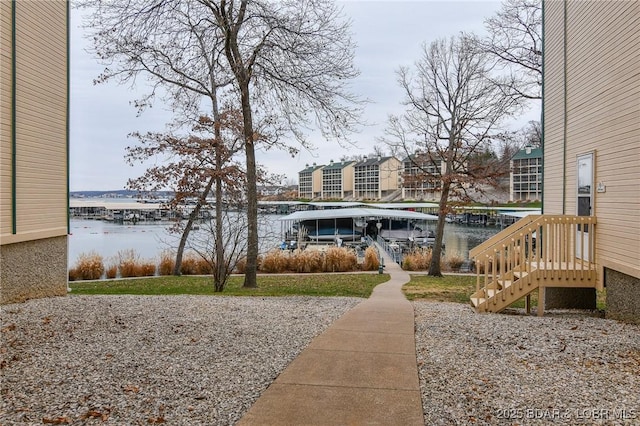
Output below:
[362,247,380,271]
[138,261,157,276]
[261,250,290,273]
[287,249,321,273]
[195,258,214,275]
[116,249,157,277]
[402,248,432,271]
[68,268,79,281]
[445,252,464,272]
[158,251,175,276]
[234,257,247,274]
[180,254,200,275]
[324,247,358,272]
[105,263,118,279]
[74,251,105,280]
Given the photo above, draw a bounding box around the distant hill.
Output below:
[70,190,174,198]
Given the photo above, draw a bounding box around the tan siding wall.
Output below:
[312,168,323,195]
[342,164,354,192]
[380,158,400,192]
[542,0,565,215]
[11,1,68,238]
[545,1,640,276]
[0,2,13,235]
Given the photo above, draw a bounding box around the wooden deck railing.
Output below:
[471,215,598,313]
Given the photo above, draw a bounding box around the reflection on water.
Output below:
[68,218,501,267]
[443,223,501,258]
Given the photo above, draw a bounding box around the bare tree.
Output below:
[384,35,520,276]
[471,0,542,101]
[79,0,362,289]
[126,113,245,288]
[198,0,362,288]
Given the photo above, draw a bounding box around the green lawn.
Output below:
[403,274,606,310]
[69,273,390,298]
[403,274,541,309]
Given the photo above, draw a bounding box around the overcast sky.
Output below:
[70,0,541,192]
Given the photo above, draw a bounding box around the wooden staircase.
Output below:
[470,215,599,315]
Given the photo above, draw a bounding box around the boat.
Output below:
[279,207,438,245]
[376,218,434,244]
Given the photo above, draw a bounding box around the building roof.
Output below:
[323,160,354,171]
[354,156,397,167]
[401,153,442,163]
[512,147,543,160]
[299,164,325,174]
[278,207,439,222]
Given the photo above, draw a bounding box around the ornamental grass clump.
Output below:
[158,251,175,276]
[105,263,118,279]
[445,252,464,272]
[401,248,432,271]
[362,247,380,271]
[290,249,324,273]
[324,247,358,272]
[260,250,290,273]
[179,254,200,275]
[117,249,144,278]
[72,251,105,280]
[138,261,157,277]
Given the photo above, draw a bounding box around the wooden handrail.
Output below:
[469,214,541,259]
[472,214,598,312]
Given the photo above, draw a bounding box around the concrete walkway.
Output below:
[238,247,424,425]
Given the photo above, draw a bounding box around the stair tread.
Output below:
[470,297,485,307]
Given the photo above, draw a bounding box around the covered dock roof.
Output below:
[278,207,439,222]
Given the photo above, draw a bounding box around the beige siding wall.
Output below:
[380,158,400,192]
[542,0,565,215]
[342,164,354,193]
[544,1,640,277]
[312,168,323,196]
[1,1,68,244]
[1,2,13,236]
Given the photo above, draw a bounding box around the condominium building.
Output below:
[1,1,69,303]
[321,160,354,200]
[543,0,639,321]
[401,153,443,201]
[510,146,543,202]
[298,163,324,199]
[353,156,401,200]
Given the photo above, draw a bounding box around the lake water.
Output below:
[68,217,501,267]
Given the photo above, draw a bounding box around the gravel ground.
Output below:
[414,301,640,425]
[0,295,360,425]
[2,296,639,425]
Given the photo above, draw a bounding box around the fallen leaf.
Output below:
[42,416,71,424]
[123,384,140,394]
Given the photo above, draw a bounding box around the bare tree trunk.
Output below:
[213,105,227,291]
[173,177,215,275]
[428,182,450,277]
[239,85,258,288]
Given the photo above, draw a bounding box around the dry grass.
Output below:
[158,251,175,276]
[105,263,118,279]
[260,247,360,273]
[402,248,432,271]
[444,252,465,272]
[290,250,324,273]
[138,261,157,277]
[234,257,247,274]
[261,250,290,273]
[72,251,105,280]
[68,268,79,282]
[117,249,141,278]
[324,247,358,272]
[362,247,380,271]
